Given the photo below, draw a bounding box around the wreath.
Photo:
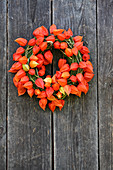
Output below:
[9,24,94,112]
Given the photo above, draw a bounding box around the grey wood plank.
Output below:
[0,1,7,170]
[8,0,52,169]
[53,0,98,169]
[97,0,113,169]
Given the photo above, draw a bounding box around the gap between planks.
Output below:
[50,0,54,170]
[96,0,100,169]
[6,0,9,170]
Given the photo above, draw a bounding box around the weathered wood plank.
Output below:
[53,0,98,169]
[8,0,52,169]
[0,1,7,170]
[97,0,113,169]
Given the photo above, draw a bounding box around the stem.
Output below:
[47,41,53,44]
[35,68,39,76]
[27,50,33,56]
[55,38,59,41]
[59,49,72,60]
[29,76,35,83]
[70,37,75,46]
[78,51,82,62]
[65,40,72,48]
[61,93,67,99]
[72,56,74,63]
[76,54,80,63]
[28,46,33,50]
[25,46,33,57]
[25,46,29,56]
[59,49,66,56]
[34,74,39,78]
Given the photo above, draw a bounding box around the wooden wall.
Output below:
[0,0,112,169]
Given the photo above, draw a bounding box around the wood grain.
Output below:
[53,0,98,169]
[8,0,52,169]
[97,0,113,169]
[0,1,6,170]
